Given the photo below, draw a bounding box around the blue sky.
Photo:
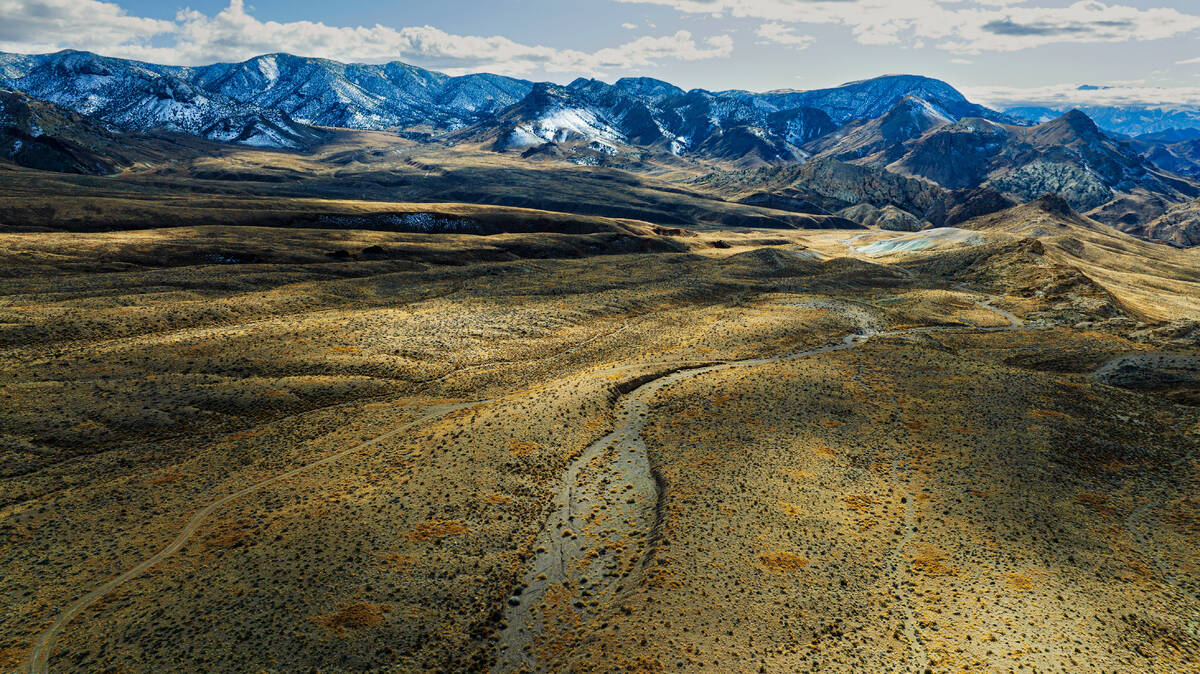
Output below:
[3,0,1200,108]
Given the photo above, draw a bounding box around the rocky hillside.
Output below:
[1141,198,1200,247]
[1140,137,1200,178]
[188,53,532,130]
[803,96,952,164]
[0,51,325,148]
[0,89,132,174]
[865,111,1197,220]
[690,158,1016,229]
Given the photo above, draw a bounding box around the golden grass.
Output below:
[406,520,469,542]
[2,190,1197,672]
[311,603,391,636]
[759,551,810,572]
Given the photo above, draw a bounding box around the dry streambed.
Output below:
[496,291,1025,670]
[23,290,1025,674]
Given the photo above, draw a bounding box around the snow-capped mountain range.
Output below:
[0,50,1018,154]
[1,48,1198,240]
[0,50,531,149]
[474,73,1020,161]
[3,49,1196,159]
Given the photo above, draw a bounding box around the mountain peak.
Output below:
[48,50,117,76]
[887,96,951,121]
[1035,109,1106,143]
[1060,108,1098,127]
[1057,109,1100,131]
[756,73,1004,126]
[845,74,940,85]
[841,74,968,102]
[874,96,953,138]
[612,77,684,100]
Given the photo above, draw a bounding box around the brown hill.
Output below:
[1141,198,1200,247]
[953,195,1200,320]
[0,90,134,174]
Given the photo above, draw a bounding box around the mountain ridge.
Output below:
[0,50,1012,152]
[1,49,1198,245]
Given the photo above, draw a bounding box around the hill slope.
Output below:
[876,111,1197,224]
[955,195,1200,320]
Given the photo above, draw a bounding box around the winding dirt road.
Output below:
[23,401,486,674]
[22,315,644,672]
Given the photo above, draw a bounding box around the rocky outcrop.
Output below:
[878,111,1195,221]
[0,90,128,174]
[1141,199,1200,247]
[923,187,1016,228]
[838,203,925,231]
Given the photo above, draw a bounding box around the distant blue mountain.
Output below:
[1007,104,1200,137]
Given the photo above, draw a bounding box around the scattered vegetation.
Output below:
[2,165,1197,672]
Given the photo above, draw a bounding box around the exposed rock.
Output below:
[987,161,1114,212]
[923,187,1016,228]
[889,118,1010,189]
[878,111,1196,226]
[0,89,127,174]
[837,203,925,231]
[1127,320,1200,348]
[803,96,951,164]
[1141,199,1200,247]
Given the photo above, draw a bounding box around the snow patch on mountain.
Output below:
[533,108,622,144]
[0,51,319,148]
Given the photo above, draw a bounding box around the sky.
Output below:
[3,0,1200,109]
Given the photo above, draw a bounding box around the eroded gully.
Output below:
[494,290,1026,671]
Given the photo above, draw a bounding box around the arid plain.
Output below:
[2,134,1199,673]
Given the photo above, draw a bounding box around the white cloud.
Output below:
[0,0,173,55]
[613,0,1200,54]
[0,0,734,76]
[755,22,814,49]
[584,32,734,71]
[622,22,639,29]
[963,82,1200,110]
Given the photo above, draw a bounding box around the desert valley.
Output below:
[0,43,1198,673]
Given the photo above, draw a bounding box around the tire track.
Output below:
[23,400,487,674]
